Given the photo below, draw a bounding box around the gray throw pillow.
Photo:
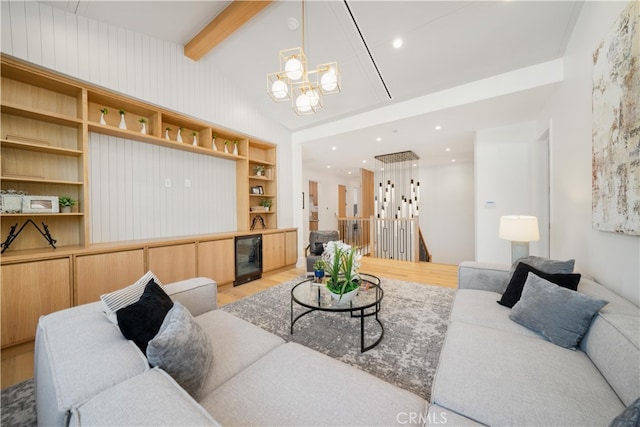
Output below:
[609,397,640,427]
[509,273,608,349]
[501,256,575,293]
[146,302,213,399]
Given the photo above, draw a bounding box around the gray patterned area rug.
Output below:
[1,378,36,427]
[221,276,455,400]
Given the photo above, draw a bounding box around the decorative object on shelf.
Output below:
[212,134,217,151]
[192,132,198,146]
[177,127,183,143]
[99,108,108,125]
[266,0,341,115]
[250,214,266,230]
[138,117,147,134]
[224,140,229,154]
[165,127,171,140]
[233,140,239,155]
[1,219,57,254]
[254,165,265,176]
[58,196,77,214]
[0,189,26,213]
[260,199,272,212]
[251,186,264,195]
[118,109,127,130]
[22,196,60,213]
[312,259,327,283]
[323,241,361,303]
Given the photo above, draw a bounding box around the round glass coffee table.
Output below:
[290,273,384,352]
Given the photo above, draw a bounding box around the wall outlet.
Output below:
[185,179,191,188]
[165,179,171,188]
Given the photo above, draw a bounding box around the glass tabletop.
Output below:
[291,273,382,312]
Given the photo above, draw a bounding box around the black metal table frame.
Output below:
[290,275,384,352]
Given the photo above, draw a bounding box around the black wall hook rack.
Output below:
[1,219,57,254]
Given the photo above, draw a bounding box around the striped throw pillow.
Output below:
[101,271,163,323]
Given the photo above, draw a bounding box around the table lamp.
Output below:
[499,215,540,263]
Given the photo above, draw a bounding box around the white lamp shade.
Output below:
[295,93,311,112]
[321,70,337,91]
[499,215,540,242]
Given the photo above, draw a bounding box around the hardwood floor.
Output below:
[0,258,458,389]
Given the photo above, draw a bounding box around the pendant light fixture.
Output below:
[266,0,341,115]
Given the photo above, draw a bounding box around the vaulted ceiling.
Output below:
[43,1,584,173]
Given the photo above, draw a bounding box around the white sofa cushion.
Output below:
[201,342,427,426]
[196,310,285,396]
[69,368,220,426]
[449,289,542,339]
[35,307,149,426]
[431,322,625,426]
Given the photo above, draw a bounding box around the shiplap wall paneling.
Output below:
[89,133,236,243]
[1,0,289,144]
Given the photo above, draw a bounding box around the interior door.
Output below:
[338,185,346,218]
[309,181,318,231]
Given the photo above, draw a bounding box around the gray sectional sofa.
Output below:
[427,261,640,426]
[35,277,427,426]
[35,262,639,426]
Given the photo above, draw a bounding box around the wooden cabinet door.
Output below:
[1,258,71,347]
[75,250,145,305]
[148,244,196,284]
[198,239,235,285]
[262,233,285,272]
[285,230,298,265]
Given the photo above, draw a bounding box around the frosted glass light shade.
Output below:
[499,215,540,242]
[285,57,303,81]
[295,94,311,112]
[271,80,288,99]
[321,70,337,91]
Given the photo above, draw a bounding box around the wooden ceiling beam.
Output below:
[185,0,273,61]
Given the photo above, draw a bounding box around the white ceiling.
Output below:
[43,0,584,174]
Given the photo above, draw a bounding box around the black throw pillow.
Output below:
[313,242,325,256]
[116,278,174,353]
[498,262,581,308]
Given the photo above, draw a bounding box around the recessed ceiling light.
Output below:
[445,148,451,152]
[331,146,337,150]
[413,163,417,167]
[348,171,352,175]
[327,165,331,168]
[376,137,382,142]
[381,167,385,171]
[451,159,456,163]
[435,125,442,130]
[393,38,403,49]
[362,160,367,164]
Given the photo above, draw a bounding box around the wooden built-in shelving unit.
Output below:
[0,54,293,350]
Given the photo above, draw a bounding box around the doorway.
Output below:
[309,180,318,231]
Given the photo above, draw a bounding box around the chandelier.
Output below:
[266,0,341,115]
[374,151,420,219]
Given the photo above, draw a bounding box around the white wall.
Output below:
[541,1,639,306]
[89,134,236,242]
[419,162,475,265]
[475,121,542,263]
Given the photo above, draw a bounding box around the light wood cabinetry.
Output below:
[1,258,71,347]
[285,230,298,265]
[243,140,277,231]
[75,249,145,305]
[198,239,235,285]
[1,59,88,251]
[262,232,285,273]
[148,243,196,284]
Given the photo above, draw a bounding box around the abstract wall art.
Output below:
[592,0,640,235]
